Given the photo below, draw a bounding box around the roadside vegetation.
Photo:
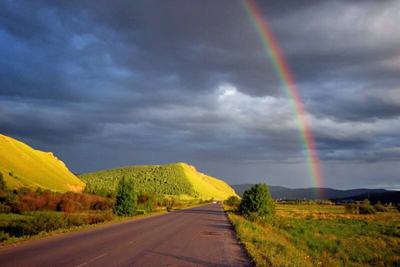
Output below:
[224,183,400,267]
[0,173,210,245]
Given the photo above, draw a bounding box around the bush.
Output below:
[0,203,11,213]
[84,212,114,224]
[345,203,358,214]
[92,200,113,211]
[224,196,241,207]
[137,193,158,212]
[164,197,174,212]
[0,231,9,242]
[31,212,66,232]
[374,201,388,212]
[5,212,66,237]
[64,214,85,227]
[359,199,375,214]
[136,210,146,215]
[0,172,6,191]
[113,177,137,216]
[239,183,275,220]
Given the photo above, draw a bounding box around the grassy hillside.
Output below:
[80,162,237,200]
[0,134,84,192]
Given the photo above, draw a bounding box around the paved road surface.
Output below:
[0,204,251,266]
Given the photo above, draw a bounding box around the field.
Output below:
[228,203,400,267]
[0,134,84,192]
[80,162,237,200]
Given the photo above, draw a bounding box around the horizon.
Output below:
[1,0,399,190]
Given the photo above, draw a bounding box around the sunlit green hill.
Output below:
[80,162,237,200]
[0,134,85,192]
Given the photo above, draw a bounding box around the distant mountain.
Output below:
[334,191,400,204]
[231,184,390,201]
[80,162,238,200]
[0,134,85,192]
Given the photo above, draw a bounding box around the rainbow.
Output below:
[243,0,324,195]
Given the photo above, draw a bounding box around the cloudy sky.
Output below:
[1,0,399,189]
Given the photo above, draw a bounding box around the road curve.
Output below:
[0,204,251,266]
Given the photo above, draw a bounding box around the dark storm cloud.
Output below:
[1,0,399,188]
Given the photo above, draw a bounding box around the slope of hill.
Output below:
[0,134,85,192]
[232,184,389,200]
[80,162,237,200]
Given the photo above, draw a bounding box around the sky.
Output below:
[1,0,399,189]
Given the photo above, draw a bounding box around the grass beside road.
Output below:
[0,201,207,248]
[226,204,400,267]
[0,209,164,247]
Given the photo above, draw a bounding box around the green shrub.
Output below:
[373,201,388,212]
[85,212,114,224]
[0,172,6,191]
[345,203,358,214]
[31,212,66,233]
[164,197,174,212]
[359,200,375,214]
[224,196,241,207]
[0,203,11,213]
[0,230,9,242]
[137,193,159,212]
[114,177,137,216]
[4,212,65,237]
[64,214,85,227]
[136,210,146,215]
[239,183,275,220]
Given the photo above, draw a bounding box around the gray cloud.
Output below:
[1,0,399,189]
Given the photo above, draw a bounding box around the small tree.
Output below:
[224,196,241,208]
[359,199,375,214]
[239,183,275,220]
[0,172,6,191]
[374,201,388,212]
[0,173,8,204]
[114,177,136,216]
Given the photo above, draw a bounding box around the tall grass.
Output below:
[228,204,400,266]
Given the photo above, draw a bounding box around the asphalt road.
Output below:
[0,204,251,267]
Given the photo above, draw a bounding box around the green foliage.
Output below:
[228,213,312,267]
[135,210,146,215]
[165,197,174,212]
[224,195,241,207]
[3,212,65,237]
[228,204,400,267]
[239,183,275,220]
[137,192,160,212]
[374,201,388,212]
[0,203,11,213]
[345,203,359,214]
[81,164,195,197]
[359,199,376,214]
[0,172,6,191]
[114,177,137,216]
[0,211,114,239]
[275,216,399,265]
[0,231,10,242]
